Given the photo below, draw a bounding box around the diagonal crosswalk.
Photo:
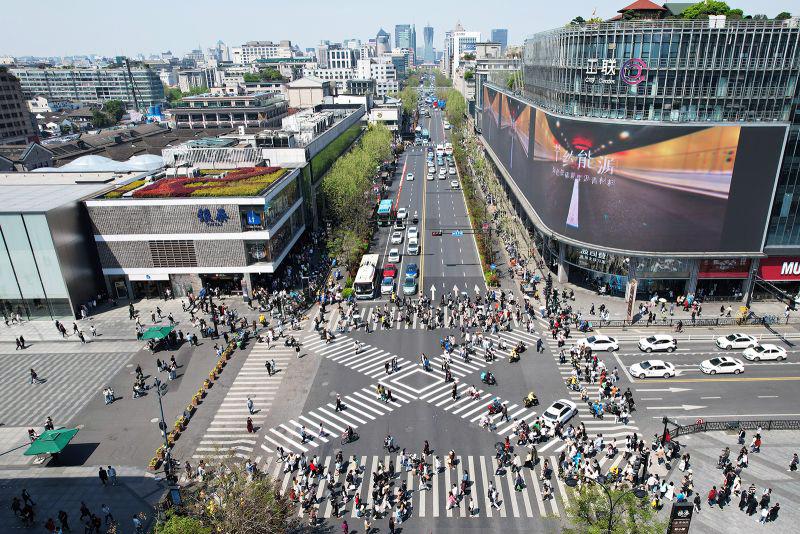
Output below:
[192,344,293,460]
[258,385,414,454]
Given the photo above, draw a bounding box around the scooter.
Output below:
[480,371,496,385]
[523,391,539,408]
[509,350,520,363]
[487,399,503,415]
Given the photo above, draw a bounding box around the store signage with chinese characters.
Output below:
[584,58,648,86]
[197,207,229,227]
[759,257,800,281]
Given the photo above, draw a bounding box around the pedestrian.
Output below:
[707,486,716,506]
[768,502,780,522]
[247,417,254,433]
[101,503,114,526]
[58,509,70,531]
[536,338,544,353]
[90,325,97,337]
[341,519,349,534]
[78,331,86,344]
[388,515,396,533]
[79,502,90,521]
[760,506,769,524]
[693,493,701,513]
[45,517,56,533]
[247,396,255,414]
[98,466,108,486]
[107,465,117,486]
[29,368,42,385]
[132,514,143,533]
[21,488,34,507]
[265,360,272,376]
[790,453,798,472]
[15,337,21,350]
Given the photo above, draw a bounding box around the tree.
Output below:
[243,73,260,83]
[164,86,183,103]
[463,70,474,81]
[259,67,283,81]
[187,85,208,96]
[505,71,523,91]
[682,1,732,19]
[91,110,112,128]
[102,100,125,122]
[175,458,293,534]
[563,485,668,534]
[155,512,211,534]
[569,16,586,26]
[776,11,792,19]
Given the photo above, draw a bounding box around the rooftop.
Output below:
[0,171,148,212]
[101,166,289,199]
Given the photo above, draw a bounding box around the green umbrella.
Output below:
[141,326,174,340]
[24,428,80,456]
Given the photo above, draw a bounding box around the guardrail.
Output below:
[665,418,800,437]
[579,315,793,329]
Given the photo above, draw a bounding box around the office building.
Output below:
[0,68,40,144]
[491,28,508,51]
[423,25,435,64]
[11,66,164,107]
[231,41,294,64]
[395,24,417,54]
[376,29,391,55]
[477,6,800,302]
[443,23,481,78]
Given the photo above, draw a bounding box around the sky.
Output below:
[0,0,794,57]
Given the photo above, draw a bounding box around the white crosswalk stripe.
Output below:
[192,344,292,460]
[0,351,132,426]
[259,453,601,519]
[258,385,413,454]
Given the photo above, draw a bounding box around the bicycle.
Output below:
[341,432,360,445]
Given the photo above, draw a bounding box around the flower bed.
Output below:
[132,167,286,198]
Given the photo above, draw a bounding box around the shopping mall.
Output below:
[476,8,800,303]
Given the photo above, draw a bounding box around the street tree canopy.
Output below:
[563,485,668,534]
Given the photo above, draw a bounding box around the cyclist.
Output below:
[344,426,354,443]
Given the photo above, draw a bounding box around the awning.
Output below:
[141,326,175,340]
[24,428,79,456]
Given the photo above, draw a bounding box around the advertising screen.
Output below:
[481,86,787,253]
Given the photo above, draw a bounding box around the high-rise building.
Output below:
[11,66,165,107]
[490,29,508,51]
[395,24,412,49]
[423,25,435,63]
[376,29,391,55]
[0,67,37,144]
[443,23,481,78]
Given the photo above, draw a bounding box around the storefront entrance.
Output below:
[200,274,243,296]
[132,280,171,300]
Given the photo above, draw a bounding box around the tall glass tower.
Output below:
[423,24,434,63]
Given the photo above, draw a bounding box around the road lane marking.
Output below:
[758,395,779,398]
[635,376,800,383]
[700,396,721,399]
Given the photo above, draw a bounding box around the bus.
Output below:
[377,199,393,226]
[353,254,380,300]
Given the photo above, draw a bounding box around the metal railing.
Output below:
[666,418,800,437]
[578,315,794,329]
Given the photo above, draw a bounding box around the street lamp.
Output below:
[152,376,174,483]
[564,474,647,534]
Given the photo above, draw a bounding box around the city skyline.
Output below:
[2,0,792,58]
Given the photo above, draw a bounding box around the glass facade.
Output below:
[520,18,800,248]
[239,178,300,231]
[0,214,72,320]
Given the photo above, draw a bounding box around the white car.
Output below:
[407,238,419,256]
[577,334,619,352]
[396,208,408,220]
[450,180,460,189]
[406,173,414,181]
[541,399,578,428]
[715,333,757,350]
[629,360,676,379]
[387,248,401,263]
[427,172,435,180]
[448,167,456,175]
[638,334,677,353]
[407,226,419,240]
[380,276,395,295]
[742,344,787,361]
[438,168,446,177]
[390,231,403,244]
[700,356,745,375]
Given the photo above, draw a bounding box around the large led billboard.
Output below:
[481,86,787,254]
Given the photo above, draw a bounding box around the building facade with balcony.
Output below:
[478,14,800,303]
[0,68,38,144]
[169,93,289,130]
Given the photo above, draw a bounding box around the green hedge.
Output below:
[310,123,363,181]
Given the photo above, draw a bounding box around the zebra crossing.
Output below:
[258,385,414,454]
[0,351,132,426]
[316,304,540,332]
[192,344,293,460]
[301,335,414,379]
[537,326,639,454]
[256,451,638,520]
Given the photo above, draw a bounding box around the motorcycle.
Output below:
[480,371,496,385]
[515,341,526,354]
[509,350,520,363]
[523,391,539,408]
[487,398,503,415]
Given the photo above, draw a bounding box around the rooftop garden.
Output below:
[128,167,287,198]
